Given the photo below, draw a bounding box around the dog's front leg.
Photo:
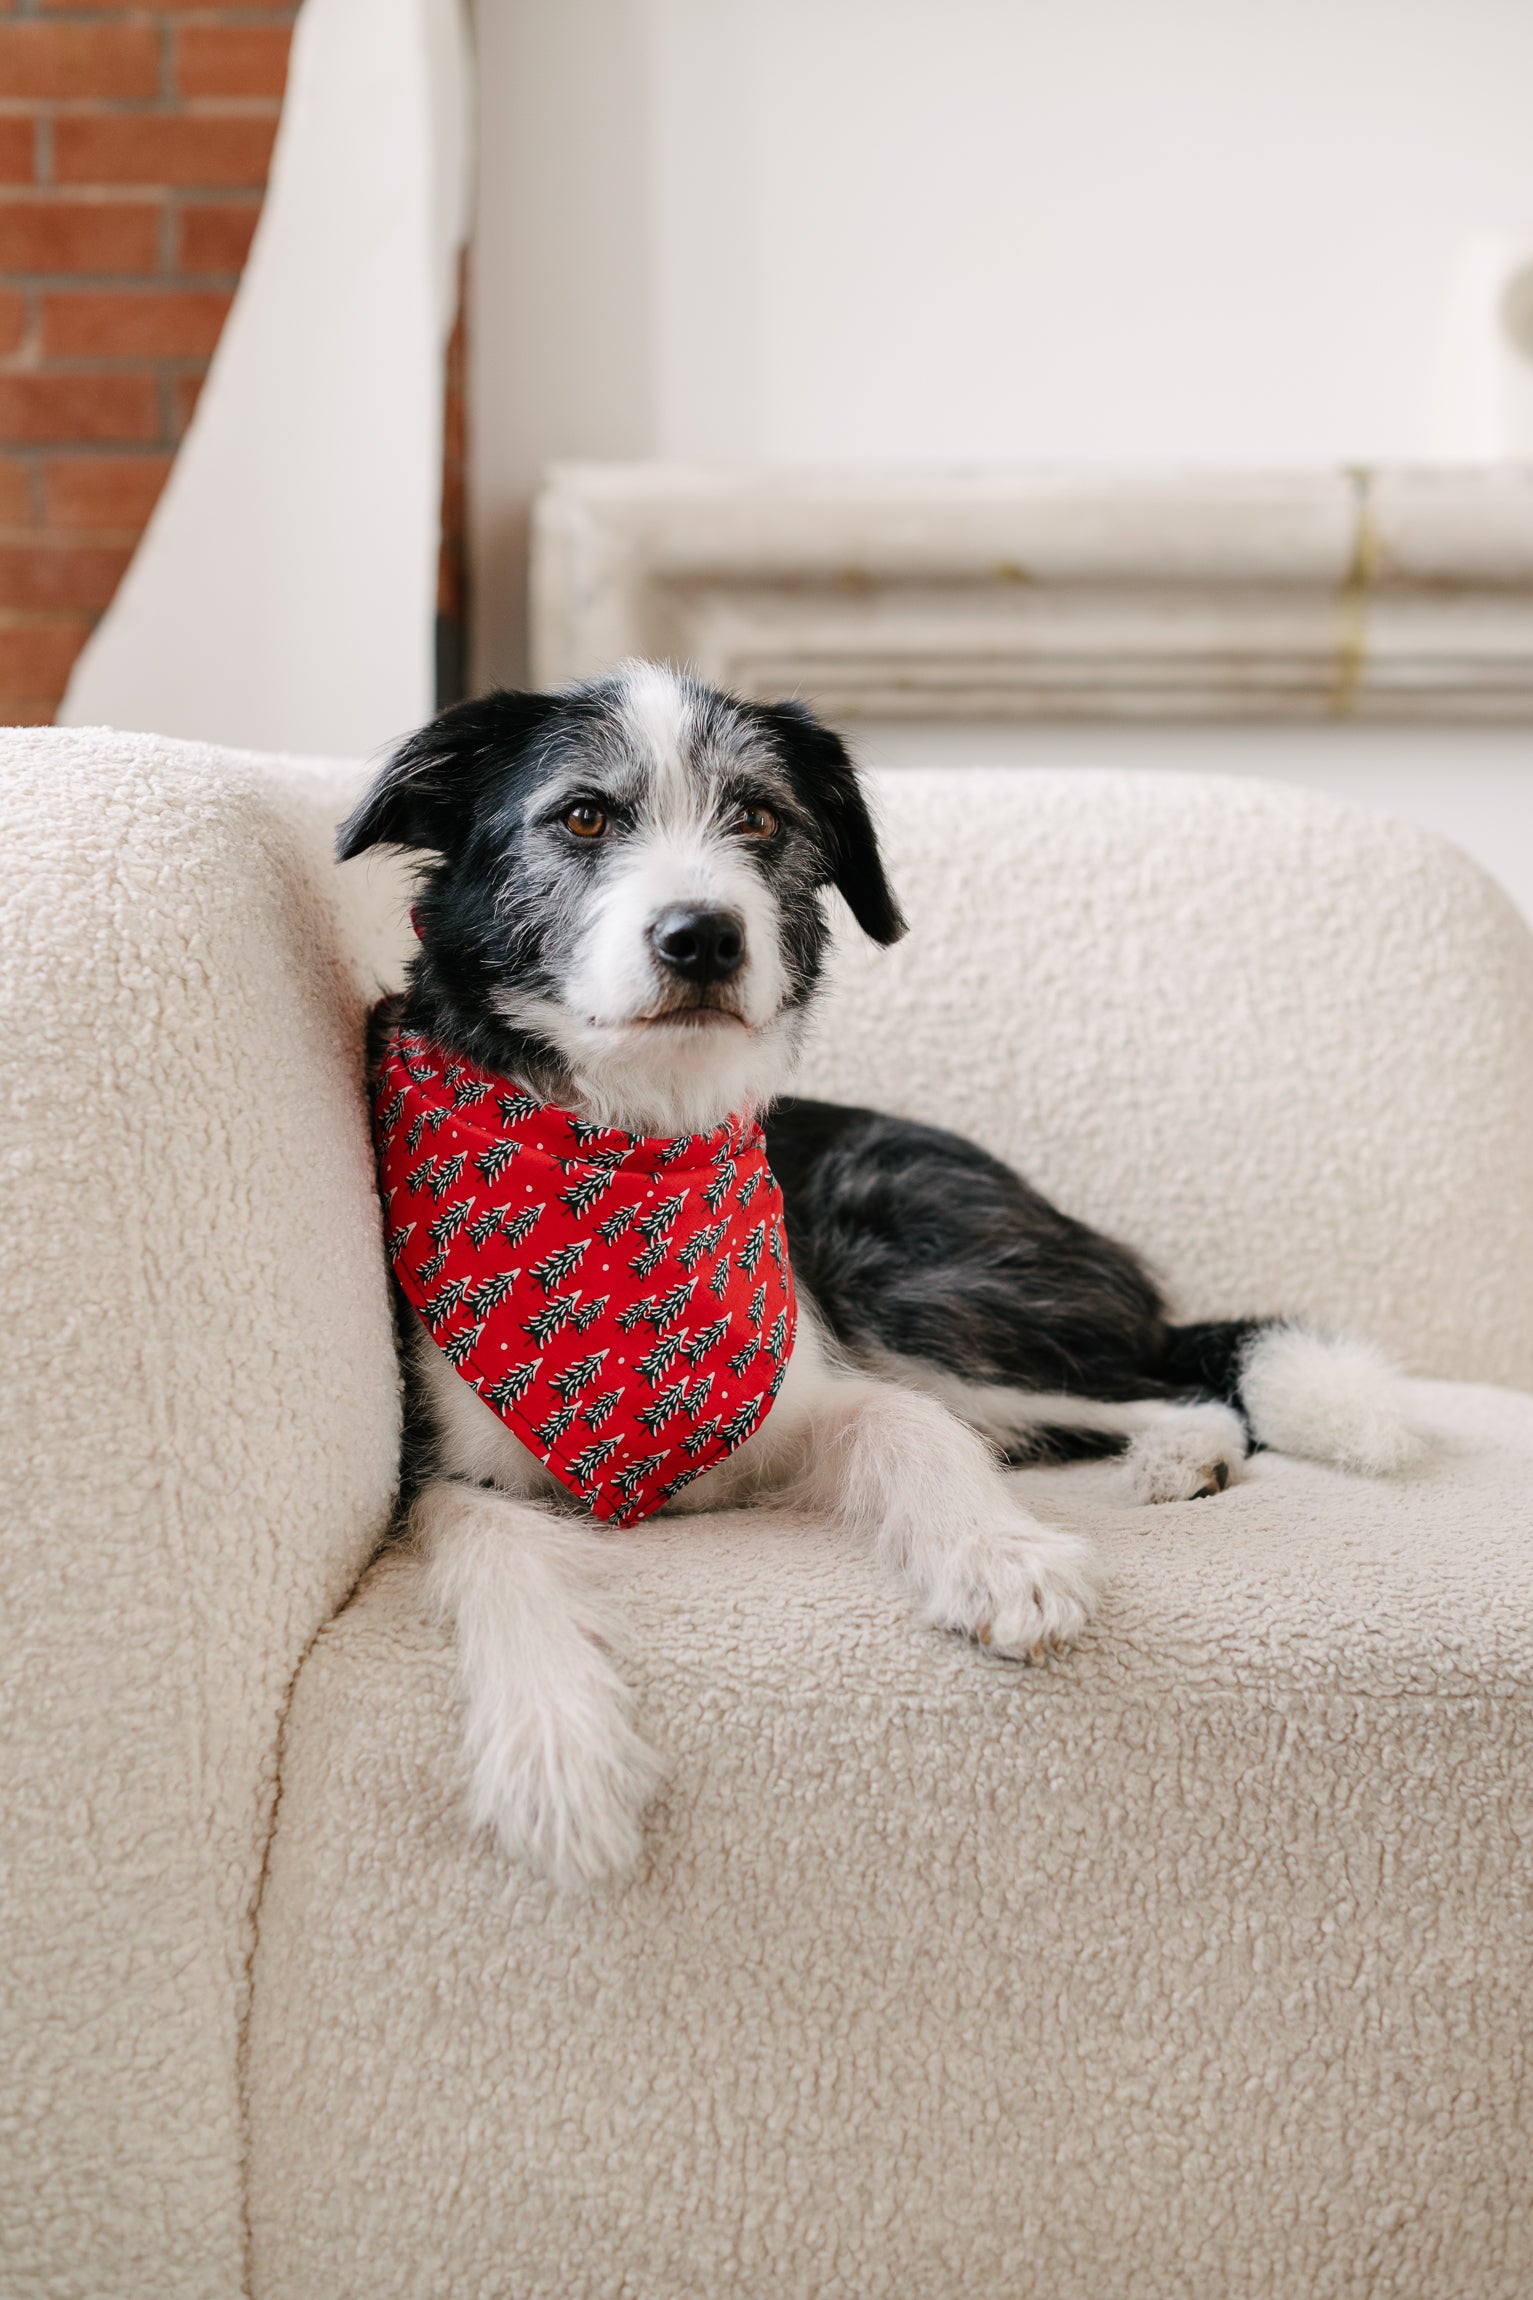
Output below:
[411,1480,662,1888]
[784,1377,1097,1659]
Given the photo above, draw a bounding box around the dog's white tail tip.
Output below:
[1240,1324,1424,1477]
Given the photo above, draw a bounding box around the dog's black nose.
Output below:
[649,906,746,984]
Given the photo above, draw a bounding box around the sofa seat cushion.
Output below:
[246,1379,1533,2300]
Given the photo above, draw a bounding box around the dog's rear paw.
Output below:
[1124,1401,1247,1505]
[921,1520,1097,1661]
[1240,1324,1423,1476]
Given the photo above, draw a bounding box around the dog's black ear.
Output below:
[335,689,558,861]
[754,700,907,945]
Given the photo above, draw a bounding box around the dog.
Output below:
[338,660,1418,1889]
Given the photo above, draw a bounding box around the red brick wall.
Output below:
[0,0,297,724]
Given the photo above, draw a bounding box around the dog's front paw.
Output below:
[1124,1401,1247,1504]
[920,1519,1096,1661]
[461,1664,663,1891]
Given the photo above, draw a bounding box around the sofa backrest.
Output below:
[794,765,1533,1388]
[326,746,1533,1385]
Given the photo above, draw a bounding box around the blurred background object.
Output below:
[1426,229,1533,461]
[0,0,297,727]
[5,0,1531,898]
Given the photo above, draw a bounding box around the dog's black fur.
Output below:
[767,1098,1261,1459]
[342,671,1264,1467]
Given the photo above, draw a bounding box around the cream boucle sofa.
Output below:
[4,727,1533,2300]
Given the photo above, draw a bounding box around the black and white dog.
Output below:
[339,661,1416,1888]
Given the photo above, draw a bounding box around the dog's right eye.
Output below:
[563,804,608,840]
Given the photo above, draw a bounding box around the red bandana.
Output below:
[373,1025,798,1525]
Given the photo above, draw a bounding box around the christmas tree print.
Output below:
[429,1196,476,1250]
[535,1401,579,1448]
[422,1276,472,1331]
[649,1278,696,1330]
[719,1395,764,1448]
[568,1114,625,1148]
[611,1452,669,1505]
[638,1379,690,1434]
[549,1350,608,1403]
[442,1320,484,1369]
[483,1358,541,1411]
[376,1016,796,1526]
[634,1190,688,1249]
[676,1219,727,1273]
[476,1137,520,1185]
[636,1331,686,1386]
[560,1157,622,1218]
[499,1202,545,1250]
[466,1268,519,1317]
[425,1153,467,1202]
[569,1437,620,1486]
[523,1291,580,1347]
[630,1233,671,1279]
[703,1159,737,1213]
[532,1237,591,1296]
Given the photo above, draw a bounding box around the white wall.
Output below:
[469,0,1533,906]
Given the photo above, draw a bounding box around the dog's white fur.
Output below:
[404,662,1421,1890]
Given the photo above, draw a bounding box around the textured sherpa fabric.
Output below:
[793,768,1533,1388]
[245,1380,1533,2300]
[339,763,1533,1386]
[0,729,400,2300]
[7,735,1533,2299]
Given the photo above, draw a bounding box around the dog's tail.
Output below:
[1161,1318,1420,1476]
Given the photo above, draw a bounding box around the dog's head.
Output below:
[338,661,904,1134]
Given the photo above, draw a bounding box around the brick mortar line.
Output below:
[0,98,285,115]
[0,187,267,203]
[0,10,297,22]
[0,275,241,288]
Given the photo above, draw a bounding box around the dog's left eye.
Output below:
[563,803,608,840]
[733,805,779,839]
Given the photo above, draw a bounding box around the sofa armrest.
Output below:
[0,729,400,2299]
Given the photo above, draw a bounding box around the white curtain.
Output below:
[60,0,473,758]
